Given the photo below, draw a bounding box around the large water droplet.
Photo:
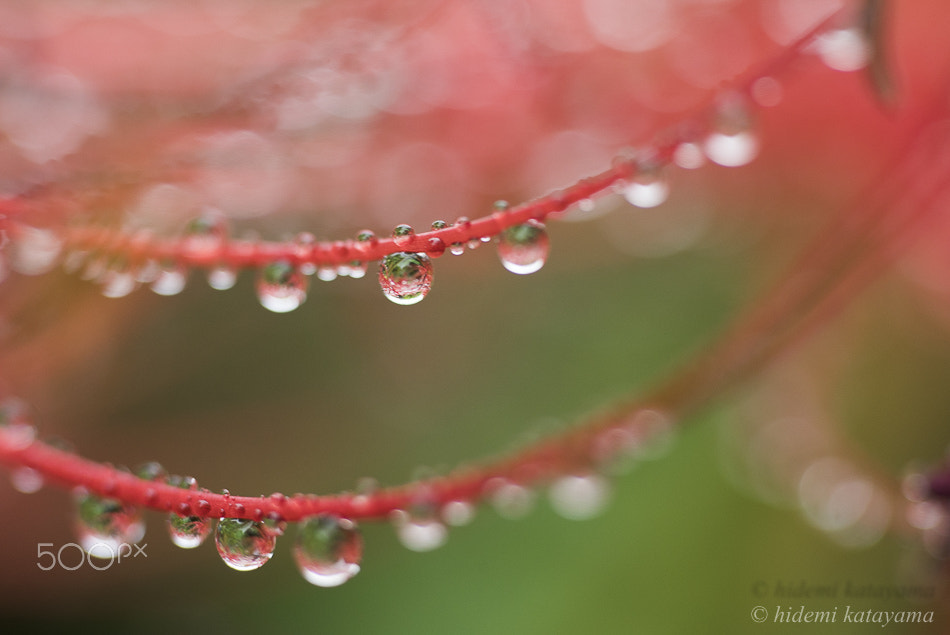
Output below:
[548,474,611,520]
[294,515,363,587]
[75,491,145,558]
[11,466,43,493]
[441,500,476,526]
[257,260,308,312]
[168,513,212,549]
[378,252,433,305]
[497,220,549,275]
[215,518,276,571]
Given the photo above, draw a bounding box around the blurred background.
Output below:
[1,1,949,632]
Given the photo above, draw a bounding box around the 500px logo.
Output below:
[37,542,147,571]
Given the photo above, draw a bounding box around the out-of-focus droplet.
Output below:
[815,28,870,72]
[257,260,308,312]
[151,263,188,296]
[378,252,433,305]
[751,76,783,107]
[498,220,549,275]
[621,168,670,209]
[393,511,448,552]
[294,515,363,587]
[215,518,276,571]
[348,261,367,279]
[75,491,145,558]
[392,224,415,248]
[208,265,238,290]
[101,267,138,299]
[704,96,759,167]
[488,479,536,519]
[9,226,62,275]
[11,466,43,493]
[316,266,337,282]
[548,474,611,520]
[449,242,465,256]
[183,211,229,258]
[134,461,167,482]
[168,513,212,549]
[441,500,476,527]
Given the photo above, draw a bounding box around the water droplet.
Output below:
[101,267,138,298]
[493,200,511,212]
[356,230,377,244]
[673,142,706,170]
[466,238,481,250]
[392,224,415,248]
[497,220,549,275]
[815,28,870,72]
[134,461,167,481]
[151,263,188,296]
[75,491,145,557]
[488,479,535,519]
[378,252,433,305]
[183,211,228,257]
[704,131,759,167]
[316,266,338,282]
[208,265,237,290]
[441,500,476,526]
[548,474,611,520]
[621,173,670,209]
[431,220,448,230]
[0,421,36,450]
[293,232,317,275]
[704,97,758,167]
[347,261,367,279]
[454,216,471,229]
[11,466,43,493]
[257,260,308,312]
[449,242,465,256]
[294,515,363,587]
[392,511,448,552]
[215,518,276,571]
[9,226,62,275]
[135,259,161,284]
[168,513,212,549]
[480,235,492,243]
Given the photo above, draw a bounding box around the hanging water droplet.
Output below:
[168,513,212,549]
[466,238,481,250]
[621,165,670,209]
[704,96,758,167]
[392,224,415,248]
[101,266,138,299]
[673,142,706,170]
[548,474,611,521]
[449,242,465,256]
[316,266,338,282]
[208,265,237,290]
[292,232,317,275]
[215,518,276,571]
[75,491,145,557]
[488,479,536,519]
[134,259,161,284]
[257,260,307,312]
[348,261,367,279]
[11,466,43,493]
[378,252,433,305]
[9,225,62,275]
[497,220,549,275]
[294,515,363,587]
[441,500,476,527]
[183,210,228,257]
[815,28,870,72]
[392,510,448,552]
[151,262,188,296]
